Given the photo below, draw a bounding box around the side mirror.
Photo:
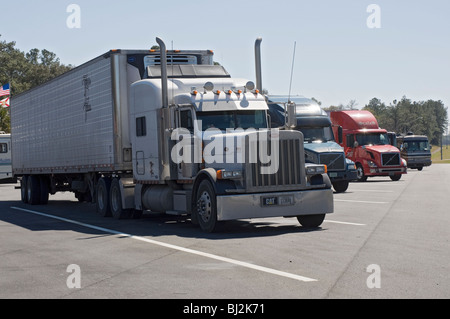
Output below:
[267,113,272,128]
[286,102,297,128]
[338,126,343,144]
[353,141,359,148]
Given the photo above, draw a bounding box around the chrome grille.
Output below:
[319,153,345,171]
[247,135,304,191]
[382,153,400,166]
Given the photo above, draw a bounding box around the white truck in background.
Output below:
[11,38,333,232]
[0,132,14,182]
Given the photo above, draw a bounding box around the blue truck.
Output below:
[266,96,358,192]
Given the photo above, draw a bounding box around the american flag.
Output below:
[0,83,10,97]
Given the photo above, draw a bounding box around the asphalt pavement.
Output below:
[0,165,449,300]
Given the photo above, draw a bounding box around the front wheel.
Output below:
[390,174,402,181]
[356,164,367,182]
[195,180,219,233]
[297,214,326,228]
[332,180,349,193]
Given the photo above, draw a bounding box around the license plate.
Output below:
[262,195,294,207]
[329,172,338,178]
[262,196,278,206]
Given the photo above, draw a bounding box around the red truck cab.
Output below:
[330,110,407,181]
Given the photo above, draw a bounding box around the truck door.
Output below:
[174,106,200,179]
[345,134,356,160]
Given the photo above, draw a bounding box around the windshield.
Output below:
[403,140,430,151]
[356,133,390,146]
[301,127,335,143]
[196,110,267,131]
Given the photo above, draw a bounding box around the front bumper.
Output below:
[406,159,432,168]
[328,170,358,182]
[216,188,333,221]
[366,166,407,176]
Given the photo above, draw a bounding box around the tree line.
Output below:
[0,35,73,132]
[362,97,447,145]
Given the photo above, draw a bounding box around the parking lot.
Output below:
[0,165,449,299]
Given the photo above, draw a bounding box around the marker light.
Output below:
[245,81,255,91]
[204,82,214,92]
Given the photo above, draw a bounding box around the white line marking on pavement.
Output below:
[334,199,389,204]
[351,190,394,193]
[324,220,366,226]
[11,206,317,283]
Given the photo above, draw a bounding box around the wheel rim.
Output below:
[197,191,212,223]
[357,166,364,180]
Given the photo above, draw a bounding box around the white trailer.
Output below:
[0,133,13,181]
[11,38,333,232]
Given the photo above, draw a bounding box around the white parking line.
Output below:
[324,220,366,226]
[334,199,389,204]
[351,190,394,193]
[11,206,317,283]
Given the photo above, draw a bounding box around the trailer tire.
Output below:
[21,176,28,203]
[96,177,112,217]
[39,176,49,205]
[297,214,325,228]
[27,175,41,205]
[110,178,130,219]
[195,180,219,233]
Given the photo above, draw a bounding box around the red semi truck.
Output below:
[330,110,407,182]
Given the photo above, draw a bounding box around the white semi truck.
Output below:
[0,133,13,181]
[11,38,333,232]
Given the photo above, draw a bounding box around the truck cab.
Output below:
[330,110,407,182]
[396,134,432,170]
[266,96,357,192]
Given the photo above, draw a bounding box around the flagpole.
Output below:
[6,78,12,118]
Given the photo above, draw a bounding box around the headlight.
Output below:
[367,160,377,168]
[218,170,243,179]
[402,159,407,166]
[306,165,327,175]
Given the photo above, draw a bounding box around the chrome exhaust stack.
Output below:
[156,37,169,109]
[254,37,263,93]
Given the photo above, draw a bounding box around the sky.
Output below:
[1,0,449,129]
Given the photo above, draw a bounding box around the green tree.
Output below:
[363,96,448,145]
[0,35,72,132]
[0,107,10,132]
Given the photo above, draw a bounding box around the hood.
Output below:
[304,141,344,154]
[363,144,399,153]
